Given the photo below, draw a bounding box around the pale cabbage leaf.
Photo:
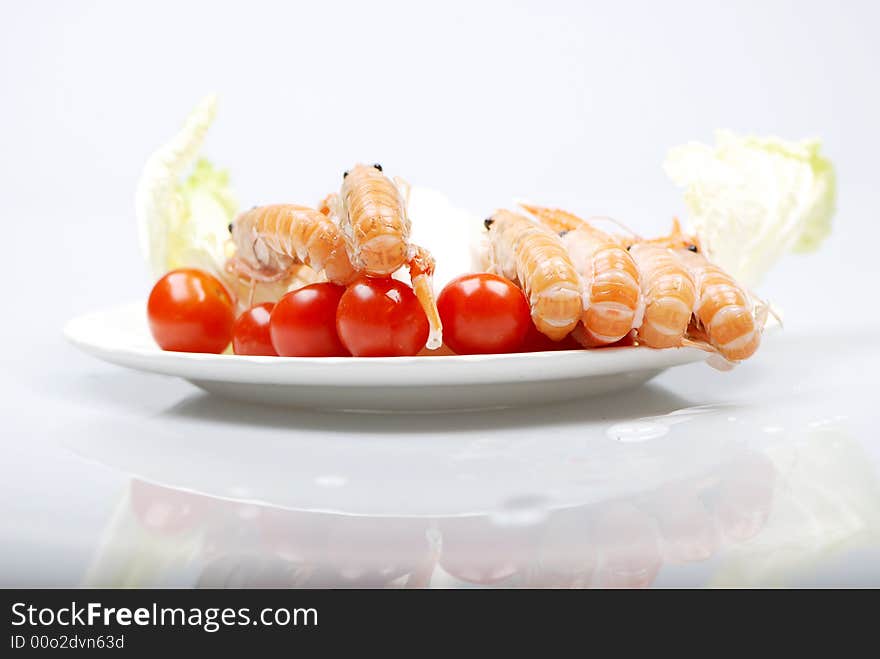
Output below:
[134,94,237,279]
[664,131,836,287]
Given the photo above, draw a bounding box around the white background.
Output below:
[3,0,879,331]
[1,1,878,585]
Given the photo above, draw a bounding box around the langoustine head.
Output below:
[227,206,295,279]
[634,218,705,258]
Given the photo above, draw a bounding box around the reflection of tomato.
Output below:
[147,269,235,353]
[437,274,530,354]
[336,278,428,357]
[129,479,212,535]
[232,303,277,356]
[270,284,348,357]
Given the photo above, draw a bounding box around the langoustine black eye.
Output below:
[688,244,699,252]
[228,222,234,234]
[343,171,349,179]
[373,163,383,172]
[484,217,495,229]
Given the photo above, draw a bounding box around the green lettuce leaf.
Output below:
[664,131,836,287]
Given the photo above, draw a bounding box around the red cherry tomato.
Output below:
[129,479,212,535]
[270,283,348,357]
[604,331,637,348]
[232,303,277,356]
[336,277,428,357]
[436,273,531,354]
[520,320,580,352]
[520,321,558,352]
[147,268,235,353]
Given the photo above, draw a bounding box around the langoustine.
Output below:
[653,220,766,362]
[625,241,696,349]
[520,204,642,347]
[322,163,443,349]
[227,164,443,350]
[226,204,357,285]
[483,209,581,341]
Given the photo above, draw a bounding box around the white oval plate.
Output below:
[65,302,710,411]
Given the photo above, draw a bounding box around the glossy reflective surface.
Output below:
[5,0,880,590]
[5,329,879,587]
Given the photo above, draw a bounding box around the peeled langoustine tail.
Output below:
[484,209,581,341]
[627,242,696,349]
[521,204,642,345]
[649,219,766,363]
[685,253,763,361]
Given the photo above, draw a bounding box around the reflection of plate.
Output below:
[64,302,710,411]
[63,392,745,517]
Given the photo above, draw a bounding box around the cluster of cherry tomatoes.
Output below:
[147,268,575,357]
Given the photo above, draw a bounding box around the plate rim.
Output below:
[63,300,717,391]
